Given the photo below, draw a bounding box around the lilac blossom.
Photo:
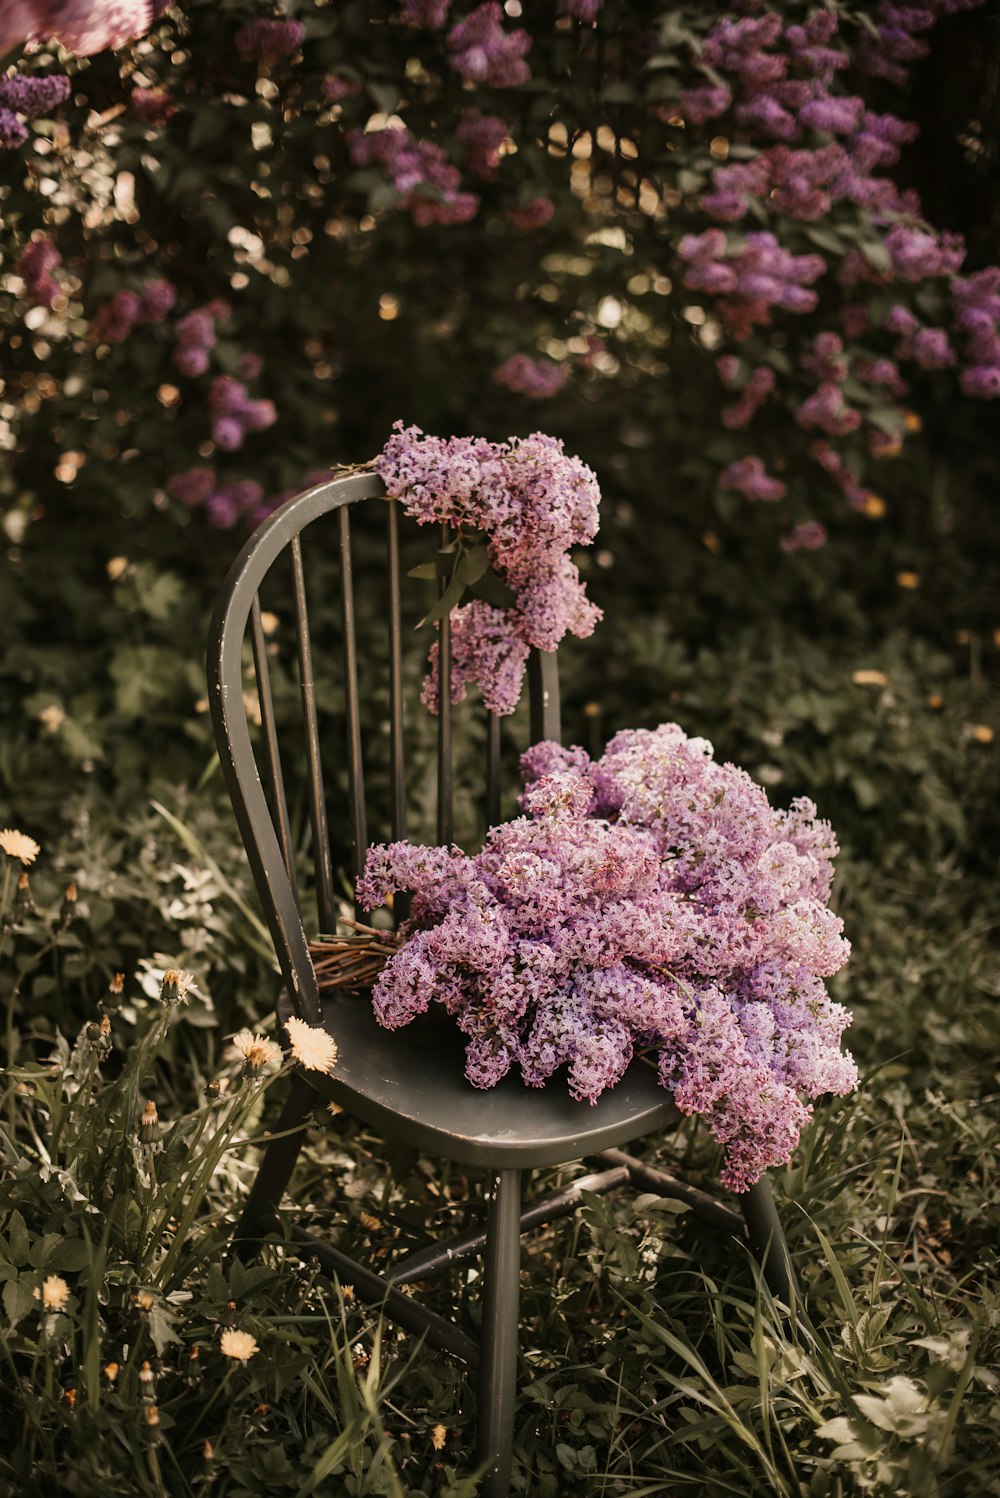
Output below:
[719,456,786,502]
[456,112,509,178]
[506,198,555,230]
[208,375,276,452]
[358,725,854,1191]
[376,423,601,715]
[0,72,71,120]
[493,354,568,399]
[0,1,156,57]
[780,520,828,553]
[401,0,453,25]
[172,301,228,377]
[0,110,28,149]
[16,236,60,307]
[447,3,532,88]
[350,127,479,226]
[234,19,306,67]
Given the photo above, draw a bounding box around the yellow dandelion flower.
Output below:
[430,1424,448,1450]
[971,724,994,745]
[0,829,41,865]
[232,1029,283,1074]
[35,1275,70,1311]
[220,1328,260,1362]
[285,1016,338,1074]
[851,669,888,688]
[896,571,919,590]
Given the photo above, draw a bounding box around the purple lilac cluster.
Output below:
[165,467,268,529]
[172,300,229,378]
[953,269,1000,398]
[401,0,453,27]
[679,229,825,340]
[719,455,786,502]
[446,3,531,88]
[16,236,60,307]
[456,112,508,178]
[234,19,306,67]
[357,724,855,1192]
[208,375,277,453]
[493,354,568,399]
[349,127,479,227]
[130,87,176,122]
[375,423,602,716]
[91,279,177,343]
[671,3,995,532]
[507,197,555,230]
[0,72,70,149]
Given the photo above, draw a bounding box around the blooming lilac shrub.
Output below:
[375,423,601,715]
[358,724,855,1191]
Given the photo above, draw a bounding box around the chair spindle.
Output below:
[485,713,501,833]
[437,524,454,846]
[291,534,337,934]
[386,501,407,843]
[337,506,369,917]
[250,594,299,900]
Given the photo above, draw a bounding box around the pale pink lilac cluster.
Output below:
[446,3,531,88]
[234,19,306,67]
[358,724,855,1191]
[493,354,568,399]
[375,423,601,715]
[16,236,60,307]
[207,375,277,452]
[349,128,479,227]
[719,455,786,502]
[0,0,156,58]
[129,87,176,122]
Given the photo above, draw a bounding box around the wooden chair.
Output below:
[207,472,795,1497]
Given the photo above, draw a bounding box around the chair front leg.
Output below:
[232,1071,316,1259]
[741,1172,796,1304]
[477,1168,522,1498]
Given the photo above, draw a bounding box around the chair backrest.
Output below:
[208,472,562,1026]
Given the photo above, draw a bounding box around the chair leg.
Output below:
[477,1169,522,1498]
[741,1173,797,1304]
[231,1071,315,1259]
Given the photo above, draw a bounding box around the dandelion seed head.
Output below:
[285,1015,339,1074]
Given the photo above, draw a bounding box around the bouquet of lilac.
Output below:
[357,725,856,1191]
[374,422,602,716]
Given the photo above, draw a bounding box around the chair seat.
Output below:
[278,989,680,1169]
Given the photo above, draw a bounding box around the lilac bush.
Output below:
[358,725,856,1192]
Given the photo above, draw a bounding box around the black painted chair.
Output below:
[207,472,795,1497]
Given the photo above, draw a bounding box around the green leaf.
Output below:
[470,569,516,608]
[456,546,490,586]
[860,239,892,275]
[416,572,465,629]
[4,1276,35,1329]
[7,1210,29,1267]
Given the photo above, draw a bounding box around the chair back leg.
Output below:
[478,1168,522,1498]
